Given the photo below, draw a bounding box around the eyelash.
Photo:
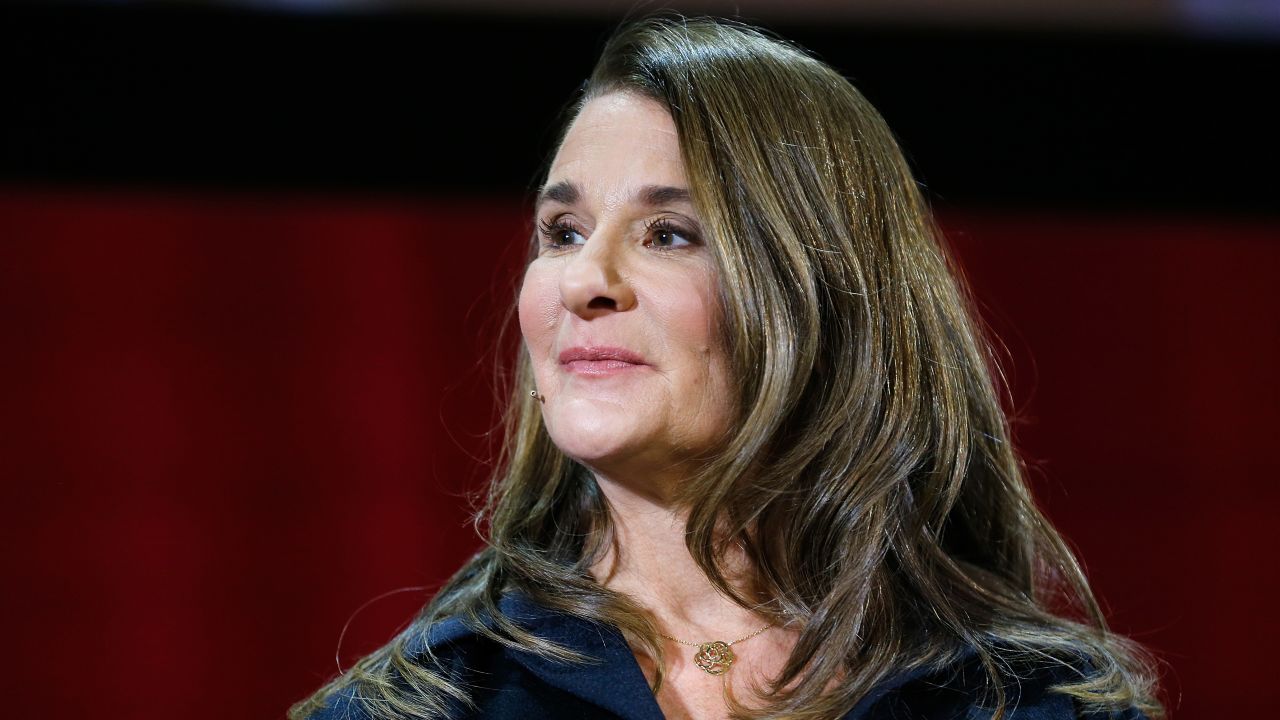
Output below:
[535,216,698,250]
[536,217,585,248]
[643,218,697,248]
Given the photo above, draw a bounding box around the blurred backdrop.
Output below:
[2,1,1277,718]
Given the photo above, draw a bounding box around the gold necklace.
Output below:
[658,623,774,676]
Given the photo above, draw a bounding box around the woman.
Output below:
[293,16,1162,720]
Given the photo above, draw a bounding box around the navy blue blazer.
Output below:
[306,593,1143,720]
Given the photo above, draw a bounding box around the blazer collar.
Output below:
[499,592,666,720]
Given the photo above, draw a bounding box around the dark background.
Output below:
[2,2,1277,718]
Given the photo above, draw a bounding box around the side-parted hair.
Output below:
[293,16,1163,720]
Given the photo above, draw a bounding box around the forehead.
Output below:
[546,92,686,205]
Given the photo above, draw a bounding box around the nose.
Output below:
[559,229,637,319]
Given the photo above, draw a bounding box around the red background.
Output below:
[1,189,1276,717]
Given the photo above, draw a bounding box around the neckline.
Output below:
[493,591,979,720]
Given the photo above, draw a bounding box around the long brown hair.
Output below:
[292,16,1163,720]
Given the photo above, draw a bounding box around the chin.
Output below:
[543,399,647,467]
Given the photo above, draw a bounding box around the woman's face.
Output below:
[519,91,734,484]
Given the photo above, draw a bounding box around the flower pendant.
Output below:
[693,641,735,675]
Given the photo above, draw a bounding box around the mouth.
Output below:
[558,346,648,376]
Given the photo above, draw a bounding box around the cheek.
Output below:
[661,266,722,355]
[517,263,560,352]
[663,282,735,447]
[654,268,729,391]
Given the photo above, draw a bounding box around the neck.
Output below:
[587,469,770,642]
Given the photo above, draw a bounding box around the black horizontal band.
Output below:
[3,4,1276,214]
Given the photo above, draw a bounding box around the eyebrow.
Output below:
[638,184,691,207]
[536,180,579,208]
[535,181,692,210]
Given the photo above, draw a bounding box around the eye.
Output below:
[645,219,695,249]
[537,217,587,247]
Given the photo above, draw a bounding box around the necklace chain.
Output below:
[657,622,774,647]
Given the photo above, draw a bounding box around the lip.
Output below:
[558,345,648,376]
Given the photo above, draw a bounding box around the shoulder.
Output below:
[298,682,369,720]
[851,645,1149,720]
[294,607,504,717]
[298,593,633,720]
